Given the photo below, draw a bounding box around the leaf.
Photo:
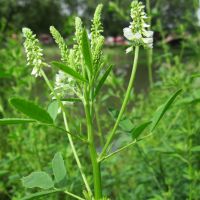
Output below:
[191,73,200,79]
[0,118,35,125]
[119,119,134,132]
[191,146,200,152]
[52,61,87,82]
[108,107,119,120]
[48,101,59,121]
[52,152,67,188]
[10,98,53,124]
[22,190,61,200]
[22,172,54,189]
[132,122,152,140]
[94,65,113,98]
[81,28,93,75]
[150,89,182,131]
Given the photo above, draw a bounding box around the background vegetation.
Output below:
[0,0,200,199]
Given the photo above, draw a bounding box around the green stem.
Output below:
[64,190,85,200]
[95,106,104,146]
[100,132,153,162]
[40,70,92,197]
[100,140,137,162]
[99,46,140,159]
[84,100,102,199]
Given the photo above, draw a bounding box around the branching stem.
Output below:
[99,46,140,160]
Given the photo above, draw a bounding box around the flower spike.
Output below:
[22,27,44,77]
[123,0,154,50]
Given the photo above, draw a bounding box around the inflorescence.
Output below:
[123,0,154,52]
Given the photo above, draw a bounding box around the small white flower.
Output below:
[143,23,150,28]
[134,32,142,39]
[123,28,134,40]
[54,70,78,99]
[31,67,40,77]
[143,37,153,44]
[142,38,153,48]
[126,46,133,54]
[123,27,142,41]
[144,31,154,37]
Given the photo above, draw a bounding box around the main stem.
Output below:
[84,98,102,199]
[99,46,140,159]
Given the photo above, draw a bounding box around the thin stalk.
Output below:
[84,99,102,199]
[99,46,140,159]
[64,190,85,200]
[40,70,92,197]
[100,140,137,162]
[100,132,153,162]
[39,123,88,143]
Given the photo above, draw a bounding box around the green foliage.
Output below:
[81,28,93,76]
[47,101,59,121]
[132,121,151,140]
[150,89,182,131]
[0,118,35,125]
[94,65,113,98]
[22,171,54,189]
[10,98,53,124]
[52,152,67,188]
[21,190,60,200]
[52,61,87,82]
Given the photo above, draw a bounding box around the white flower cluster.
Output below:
[123,0,153,51]
[54,70,76,99]
[22,28,44,77]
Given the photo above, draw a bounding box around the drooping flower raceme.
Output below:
[123,0,153,52]
[22,28,44,77]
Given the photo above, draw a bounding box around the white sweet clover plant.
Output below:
[17,1,179,200]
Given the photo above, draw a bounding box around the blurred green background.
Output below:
[0,0,200,199]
